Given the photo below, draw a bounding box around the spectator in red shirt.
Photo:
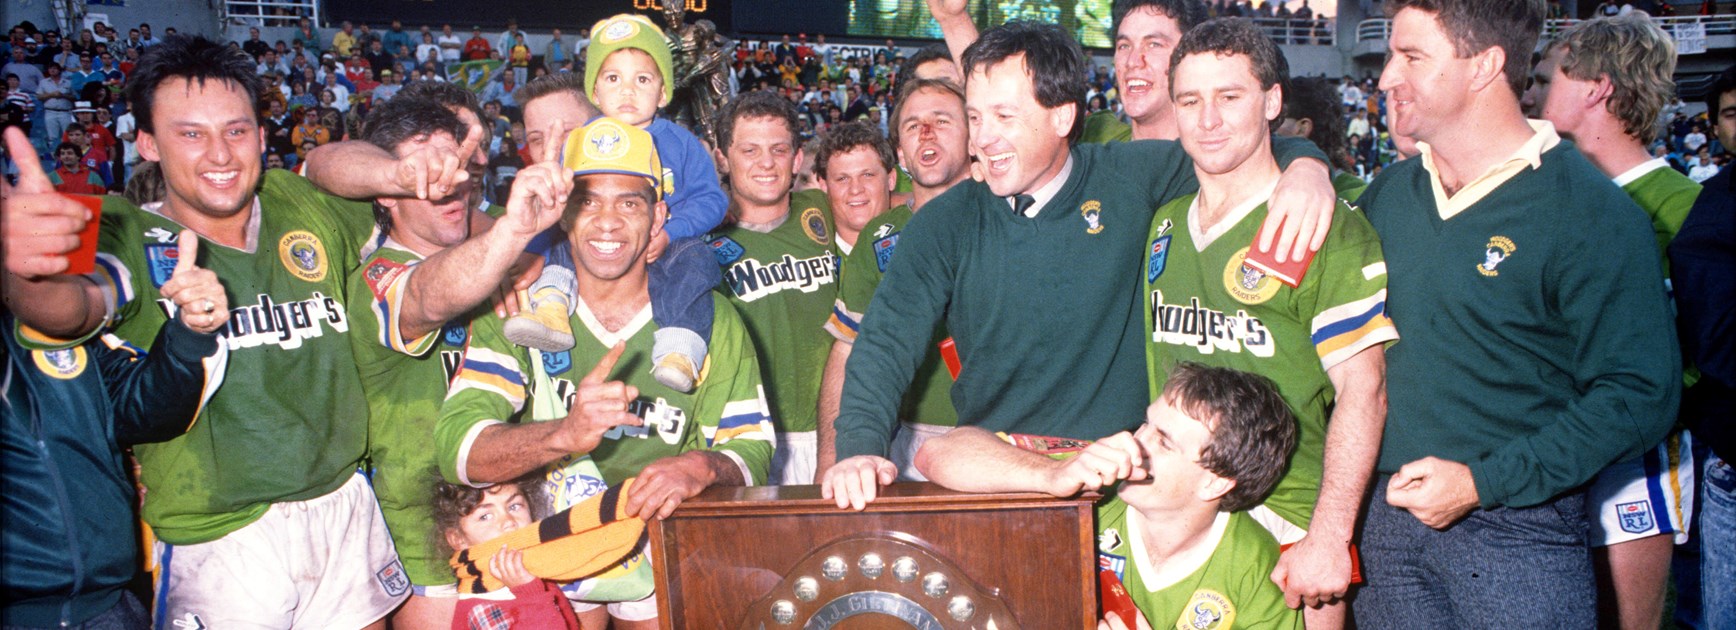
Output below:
[463,26,492,61]
[343,53,372,85]
[48,142,105,194]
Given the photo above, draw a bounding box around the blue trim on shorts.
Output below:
[1644,444,1675,534]
[154,543,173,630]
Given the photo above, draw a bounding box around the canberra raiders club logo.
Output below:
[583,120,630,162]
[1080,200,1104,234]
[1477,236,1516,277]
[800,206,830,245]
[277,231,328,282]
[1223,247,1280,305]
[33,347,88,379]
[1179,589,1235,629]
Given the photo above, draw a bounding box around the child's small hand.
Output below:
[490,546,537,588]
[644,229,670,264]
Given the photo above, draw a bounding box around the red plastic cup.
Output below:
[65,195,103,275]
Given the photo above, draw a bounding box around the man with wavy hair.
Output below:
[1528,14,1700,628]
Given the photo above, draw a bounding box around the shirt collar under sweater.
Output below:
[1005,154,1075,218]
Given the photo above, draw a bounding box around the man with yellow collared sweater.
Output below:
[1354,1,1680,627]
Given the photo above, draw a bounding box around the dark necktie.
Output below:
[1011,194,1035,216]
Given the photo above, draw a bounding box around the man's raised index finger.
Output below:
[542,119,565,166]
[4,127,54,193]
[581,341,627,385]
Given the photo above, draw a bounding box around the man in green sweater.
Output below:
[821,20,1336,510]
[1355,1,1680,626]
[1529,14,1700,629]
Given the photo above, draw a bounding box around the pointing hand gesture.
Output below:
[392,117,485,200]
[1,127,93,279]
[158,231,230,334]
[503,119,574,238]
[555,342,644,455]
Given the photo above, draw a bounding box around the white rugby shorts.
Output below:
[154,473,408,629]
[1589,429,1696,546]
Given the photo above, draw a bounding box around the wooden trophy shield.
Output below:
[649,483,1097,629]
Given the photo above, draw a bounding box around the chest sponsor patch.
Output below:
[873,232,900,272]
[441,322,469,347]
[1149,290,1274,357]
[721,252,838,302]
[144,242,179,288]
[1147,235,1171,283]
[278,230,329,283]
[167,292,351,351]
[33,347,87,379]
[1097,551,1127,581]
[1223,246,1280,305]
[541,349,572,376]
[708,236,745,266]
[363,258,409,299]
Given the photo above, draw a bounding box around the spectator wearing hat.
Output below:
[463,26,492,61]
[69,100,114,161]
[373,69,403,102]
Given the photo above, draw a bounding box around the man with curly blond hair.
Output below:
[1527,13,1701,629]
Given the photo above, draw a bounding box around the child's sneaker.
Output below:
[504,287,576,351]
[650,352,698,393]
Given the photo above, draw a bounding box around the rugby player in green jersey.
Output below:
[1527,15,1700,629]
[4,36,404,628]
[1143,21,1390,629]
[439,118,774,629]
[340,95,570,629]
[818,77,972,479]
[705,93,859,484]
[3,126,231,629]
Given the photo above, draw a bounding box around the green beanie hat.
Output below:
[585,14,674,103]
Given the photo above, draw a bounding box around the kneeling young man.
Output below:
[1097,363,1302,630]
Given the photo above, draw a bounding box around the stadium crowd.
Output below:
[1,0,1733,629]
